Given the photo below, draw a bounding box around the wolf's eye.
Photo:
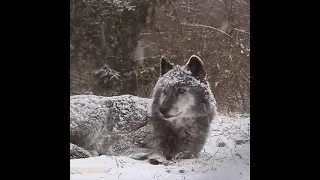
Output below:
[178,89,186,94]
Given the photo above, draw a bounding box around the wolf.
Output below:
[70,55,217,165]
[70,94,153,158]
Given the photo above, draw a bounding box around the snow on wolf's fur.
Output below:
[70,95,152,157]
[70,55,217,164]
[148,55,216,162]
[154,55,216,112]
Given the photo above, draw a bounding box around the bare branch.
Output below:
[101,22,106,49]
[71,78,93,86]
[181,22,233,39]
[218,0,227,7]
[240,68,250,81]
[70,91,81,95]
[70,74,92,84]
[234,28,250,35]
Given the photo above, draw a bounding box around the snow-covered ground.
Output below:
[70,115,250,180]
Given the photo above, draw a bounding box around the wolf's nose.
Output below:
[159,108,172,118]
[159,107,167,115]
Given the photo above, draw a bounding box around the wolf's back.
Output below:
[70,143,95,159]
[70,94,152,135]
[70,94,153,159]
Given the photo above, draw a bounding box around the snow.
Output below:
[70,115,250,180]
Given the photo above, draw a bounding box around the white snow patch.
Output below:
[70,115,250,180]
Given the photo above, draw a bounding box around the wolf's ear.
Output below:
[160,56,174,76]
[185,55,206,81]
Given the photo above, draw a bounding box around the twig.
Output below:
[181,22,233,39]
[240,68,250,81]
[70,91,81,95]
[70,78,92,86]
[234,28,250,35]
[208,148,220,162]
[230,149,236,163]
[213,148,229,161]
[119,158,125,168]
[194,157,207,166]
[206,156,213,162]
[171,151,184,161]
[214,157,227,161]
[218,0,226,7]
[205,149,219,162]
[114,157,119,168]
[70,74,92,84]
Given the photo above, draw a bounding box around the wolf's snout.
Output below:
[159,107,173,118]
[159,94,174,118]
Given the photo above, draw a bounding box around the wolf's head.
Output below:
[151,55,216,123]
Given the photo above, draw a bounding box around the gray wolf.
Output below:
[70,55,217,165]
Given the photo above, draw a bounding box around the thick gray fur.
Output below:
[70,55,217,164]
[70,95,153,158]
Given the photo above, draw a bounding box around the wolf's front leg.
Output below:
[128,148,154,160]
[172,150,196,160]
[148,152,167,165]
[131,151,167,165]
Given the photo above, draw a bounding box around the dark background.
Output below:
[70,0,250,114]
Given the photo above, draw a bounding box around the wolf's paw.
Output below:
[172,150,194,160]
[148,154,168,165]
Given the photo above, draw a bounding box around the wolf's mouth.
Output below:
[161,112,181,119]
[162,114,173,118]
